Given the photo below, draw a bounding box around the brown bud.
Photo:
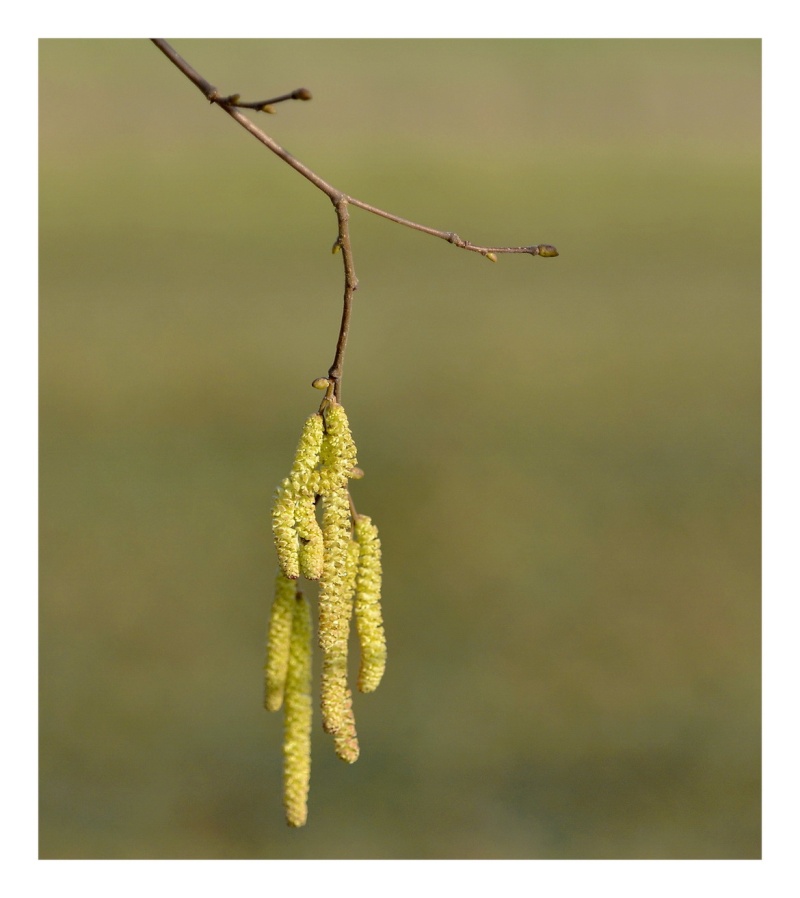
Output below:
[536,244,559,258]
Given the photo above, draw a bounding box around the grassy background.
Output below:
[39,39,760,859]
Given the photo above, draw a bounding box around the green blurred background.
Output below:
[39,39,760,859]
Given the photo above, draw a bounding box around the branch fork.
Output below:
[152,38,558,397]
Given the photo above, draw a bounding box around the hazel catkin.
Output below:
[272,413,325,581]
[282,591,313,828]
[264,570,298,712]
[317,485,353,654]
[332,686,360,764]
[288,413,324,492]
[272,478,300,580]
[320,537,360,734]
[266,396,385,825]
[318,403,358,497]
[354,515,386,693]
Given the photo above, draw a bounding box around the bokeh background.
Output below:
[39,39,760,859]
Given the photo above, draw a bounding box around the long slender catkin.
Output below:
[272,413,325,581]
[354,515,386,693]
[264,570,298,712]
[320,538,359,734]
[283,591,313,828]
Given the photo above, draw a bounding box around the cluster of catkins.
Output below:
[264,394,386,827]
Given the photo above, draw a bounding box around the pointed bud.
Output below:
[536,244,559,257]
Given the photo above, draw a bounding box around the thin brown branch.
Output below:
[152,39,217,98]
[151,40,311,112]
[151,39,558,388]
[328,198,358,402]
[346,195,558,258]
[218,87,313,113]
[151,39,338,198]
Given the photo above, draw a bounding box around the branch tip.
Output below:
[212,88,312,114]
[535,244,559,258]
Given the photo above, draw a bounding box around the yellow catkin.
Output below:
[333,687,360,764]
[295,499,324,581]
[318,486,352,654]
[298,533,324,581]
[289,414,325,580]
[264,571,298,712]
[288,413,324,490]
[272,414,324,581]
[318,403,358,497]
[283,592,313,828]
[320,538,360,734]
[354,515,386,693]
[320,654,346,736]
[272,478,300,580]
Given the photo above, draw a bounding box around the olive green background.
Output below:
[39,39,760,859]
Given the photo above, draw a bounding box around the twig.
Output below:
[151,39,558,398]
[215,87,313,113]
[346,195,559,258]
[328,198,358,391]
